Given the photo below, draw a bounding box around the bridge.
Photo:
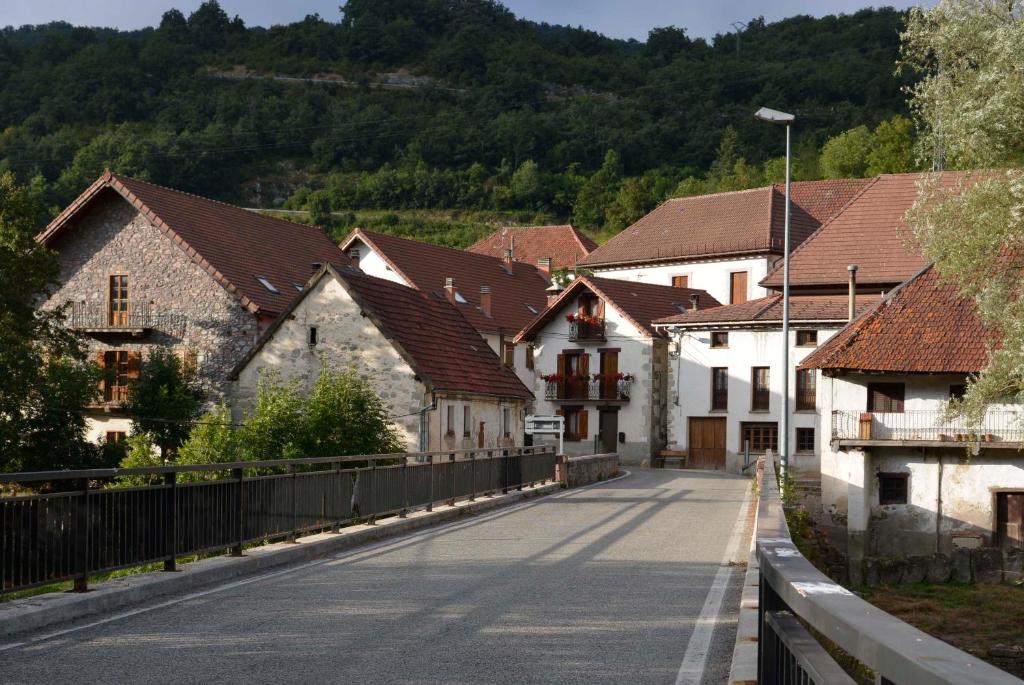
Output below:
[1,463,749,684]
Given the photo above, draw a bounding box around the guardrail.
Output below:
[832,409,1024,443]
[64,301,187,334]
[0,446,557,595]
[756,459,1017,684]
[544,378,632,401]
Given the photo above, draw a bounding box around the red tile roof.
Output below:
[341,229,550,336]
[232,265,531,399]
[37,171,344,315]
[467,225,597,270]
[579,179,870,267]
[653,293,880,326]
[515,276,720,342]
[800,265,989,374]
[761,172,971,289]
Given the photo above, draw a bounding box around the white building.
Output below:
[803,265,1024,577]
[231,264,532,453]
[514,276,719,462]
[579,180,870,304]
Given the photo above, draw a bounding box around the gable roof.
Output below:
[800,265,989,374]
[231,264,531,399]
[37,171,344,316]
[760,172,971,290]
[466,225,597,270]
[652,293,881,328]
[340,229,549,335]
[579,179,870,268]
[514,275,720,342]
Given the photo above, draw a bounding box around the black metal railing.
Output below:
[756,460,1015,684]
[544,378,631,401]
[568,319,605,342]
[0,446,557,595]
[64,301,186,334]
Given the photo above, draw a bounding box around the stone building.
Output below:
[230,264,532,452]
[36,171,345,443]
[514,275,718,463]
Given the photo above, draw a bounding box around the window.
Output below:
[796,330,818,347]
[348,248,360,260]
[308,326,318,346]
[730,271,748,305]
[446,405,455,436]
[996,492,1024,547]
[293,283,304,292]
[796,427,815,453]
[463,406,471,438]
[256,276,279,294]
[102,350,131,403]
[796,369,816,411]
[502,342,515,368]
[867,382,905,413]
[672,275,689,288]
[711,331,728,348]
[108,275,129,326]
[751,367,770,411]
[454,291,468,304]
[503,408,511,438]
[562,407,587,442]
[105,431,126,444]
[711,367,728,411]
[525,303,539,315]
[878,473,909,505]
[741,422,778,453]
[525,346,534,370]
[950,384,967,400]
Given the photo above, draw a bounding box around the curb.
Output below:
[0,481,562,640]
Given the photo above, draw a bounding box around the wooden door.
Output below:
[599,410,618,454]
[997,493,1024,548]
[688,417,726,470]
[600,350,618,400]
[729,272,748,304]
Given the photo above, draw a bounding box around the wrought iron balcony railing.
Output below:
[831,409,1024,444]
[64,302,185,334]
[544,377,631,402]
[568,319,605,342]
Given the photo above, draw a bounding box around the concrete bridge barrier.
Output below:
[559,453,620,488]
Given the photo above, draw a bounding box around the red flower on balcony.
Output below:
[542,373,565,382]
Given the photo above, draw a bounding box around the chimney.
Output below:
[479,285,492,317]
[546,279,563,305]
[689,293,700,311]
[503,248,514,264]
[445,277,456,303]
[537,257,552,274]
[848,264,859,321]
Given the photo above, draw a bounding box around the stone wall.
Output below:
[44,193,259,403]
[861,546,1023,586]
[563,453,620,488]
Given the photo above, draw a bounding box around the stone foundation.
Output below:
[563,453,620,488]
[861,546,1023,587]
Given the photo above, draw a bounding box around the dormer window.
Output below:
[256,276,279,294]
[293,283,304,292]
[454,291,468,304]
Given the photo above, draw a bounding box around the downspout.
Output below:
[418,391,437,452]
[935,449,943,554]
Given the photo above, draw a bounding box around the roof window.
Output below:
[256,276,279,294]
[293,283,304,292]
[454,291,468,304]
[525,303,539,314]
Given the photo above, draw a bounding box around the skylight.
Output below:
[293,283,304,292]
[256,276,279,294]
[454,292,468,304]
[525,304,539,314]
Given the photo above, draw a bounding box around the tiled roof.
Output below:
[579,179,870,267]
[37,171,344,315]
[515,275,720,342]
[232,265,531,399]
[761,172,970,289]
[466,225,597,270]
[800,265,989,374]
[341,229,550,335]
[653,293,880,327]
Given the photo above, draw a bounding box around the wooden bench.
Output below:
[656,450,688,469]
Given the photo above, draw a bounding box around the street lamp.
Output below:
[755,106,795,481]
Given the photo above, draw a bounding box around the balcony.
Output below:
[831,409,1024,447]
[544,376,632,402]
[567,317,605,343]
[65,302,181,336]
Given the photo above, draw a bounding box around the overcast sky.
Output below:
[4,1,928,40]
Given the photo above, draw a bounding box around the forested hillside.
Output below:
[0,0,917,243]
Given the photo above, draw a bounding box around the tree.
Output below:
[238,370,307,461]
[604,177,650,232]
[302,364,404,457]
[572,150,622,229]
[174,402,243,480]
[306,190,333,227]
[510,159,540,205]
[865,115,917,175]
[0,172,102,474]
[901,0,1024,419]
[125,348,204,462]
[819,125,872,179]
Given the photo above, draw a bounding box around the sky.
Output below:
[4,0,929,41]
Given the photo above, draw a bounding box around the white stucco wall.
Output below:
[528,297,659,463]
[591,254,774,305]
[347,238,409,285]
[668,325,842,473]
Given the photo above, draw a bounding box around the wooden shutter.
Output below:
[557,353,566,398]
[578,410,589,442]
[96,350,107,394]
[526,346,534,370]
[579,353,590,378]
[730,272,748,304]
[127,351,142,380]
[672,275,688,288]
[601,351,619,399]
[868,383,905,413]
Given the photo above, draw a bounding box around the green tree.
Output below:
[510,159,540,205]
[819,125,872,178]
[238,370,307,461]
[125,348,204,462]
[176,402,243,477]
[0,172,102,474]
[604,177,650,232]
[302,364,404,457]
[306,190,333,227]
[901,0,1024,419]
[572,150,622,229]
[865,115,917,175]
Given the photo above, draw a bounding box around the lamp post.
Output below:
[755,106,795,481]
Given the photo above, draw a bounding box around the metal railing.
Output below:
[756,459,1016,684]
[0,446,557,595]
[544,378,632,401]
[568,319,606,342]
[64,301,186,333]
[832,409,1024,443]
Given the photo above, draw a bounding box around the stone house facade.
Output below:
[231,265,532,452]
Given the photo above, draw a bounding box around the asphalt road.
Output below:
[0,469,751,685]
